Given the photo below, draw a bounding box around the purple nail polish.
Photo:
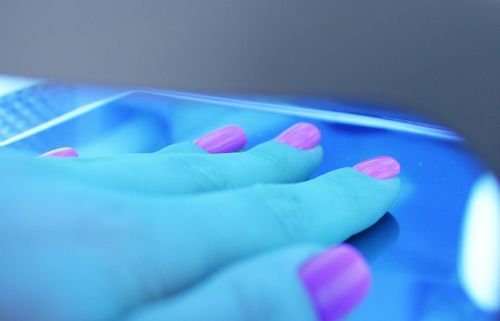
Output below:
[299,244,372,321]
[276,122,321,150]
[39,147,79,158]
[353,156,400,179]
[194,125,247,153]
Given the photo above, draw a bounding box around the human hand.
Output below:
[0,123,400,321]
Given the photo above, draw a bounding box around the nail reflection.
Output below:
[347,212,400,262]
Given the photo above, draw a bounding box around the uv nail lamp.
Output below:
[1,1,498,319]
[0,75,498,320]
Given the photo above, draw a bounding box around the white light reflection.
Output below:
[144,90,463,141]
[459,173,500,312]
[0,75,39,97]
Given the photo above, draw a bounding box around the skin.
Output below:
[0,136,400,321]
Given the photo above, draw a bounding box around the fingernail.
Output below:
[299,244,372,321]
[39,147,79,158]
[276,122,321,150]
[353,156,400,179]
[194,125,247,153]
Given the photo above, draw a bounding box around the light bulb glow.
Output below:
[459,173,500,312]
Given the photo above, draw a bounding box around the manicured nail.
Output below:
[299,244,372,321]
[353,156,400,179]
[276,122,321,150]
[39,147,79,158]
[194,125,247,153]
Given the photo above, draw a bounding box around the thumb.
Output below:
[125,244,371,321]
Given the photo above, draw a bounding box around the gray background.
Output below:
[1,0,499,172]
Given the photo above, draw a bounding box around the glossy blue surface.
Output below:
[0,81,495,320]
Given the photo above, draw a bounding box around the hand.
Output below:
[0,123,401,321]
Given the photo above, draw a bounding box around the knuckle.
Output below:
[318,171,360,205]
[169,155,229,191]
[252,186,311,241]
[249,149,291,177]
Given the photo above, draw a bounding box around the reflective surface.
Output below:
[1,78,498,320]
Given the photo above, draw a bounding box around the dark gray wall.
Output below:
[1,0,499,172]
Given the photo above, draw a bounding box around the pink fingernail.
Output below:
[39,147,79,158]
[299,244,372,321]
[276,122,321,150]
[353,156,400,179]
[194,125,247,153]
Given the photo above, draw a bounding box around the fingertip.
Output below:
[346,166,401,197]
[353,156,400,179]
[194,124,247,154]
[299,243,372,321]
[276,122,321,150]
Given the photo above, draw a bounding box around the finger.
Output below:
[126,244,371,321]
[134,157,400,293]
[157,125,247,154]
[38,125,246,158]
[47,123,323,194]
